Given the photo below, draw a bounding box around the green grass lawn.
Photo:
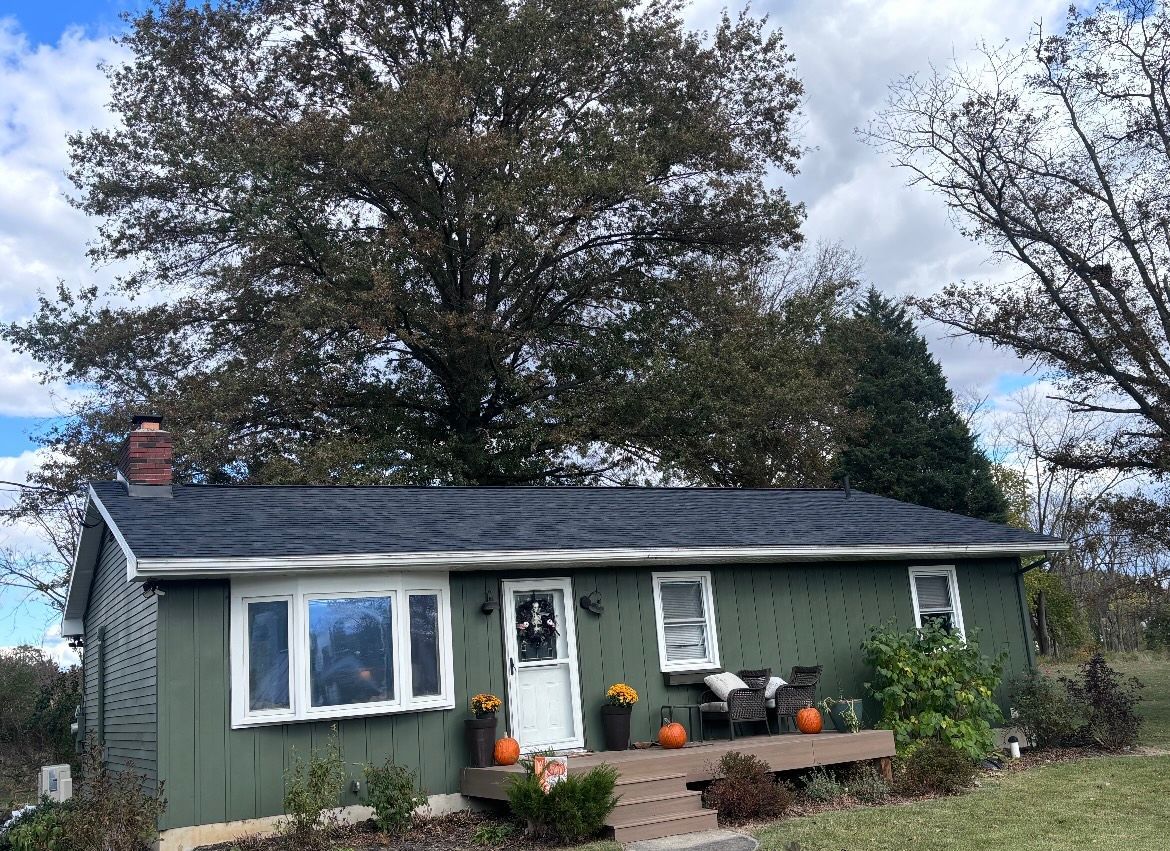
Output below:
[753,755,1170,851]
[1042,655,1170,749]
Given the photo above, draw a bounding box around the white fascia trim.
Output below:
[132,541,1067,579]
[60,486,139,635]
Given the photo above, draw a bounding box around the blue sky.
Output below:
[0,0,1058,658]
[4,1,145,44]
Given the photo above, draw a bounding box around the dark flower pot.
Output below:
[466,715,498,767]
[827,699,863,733]
[601,704,633,751]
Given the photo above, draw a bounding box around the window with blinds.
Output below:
[910,567,965,638]
[652,572,720,671]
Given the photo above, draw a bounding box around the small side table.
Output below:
[659,703,705,743]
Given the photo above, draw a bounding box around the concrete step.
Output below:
[608,809,721,843]
[610,790,706,822]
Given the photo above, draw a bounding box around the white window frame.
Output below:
[231,572,454,728]
[651,570,721,673]
[908,565,966,640]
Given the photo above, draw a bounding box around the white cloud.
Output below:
[754,0,1070,392]
[0,622,79,668]
[0,21,124,418]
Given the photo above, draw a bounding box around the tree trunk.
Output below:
[1037,589,1051,657]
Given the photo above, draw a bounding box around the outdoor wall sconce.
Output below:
[579,590,604,615]
[481,593,499,615]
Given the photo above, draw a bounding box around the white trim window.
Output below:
[231,572,454,728]
[908,566,966,639]
[651,571,721,672]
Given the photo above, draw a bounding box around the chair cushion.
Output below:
[704,672,750,701]
[764,676,787,699]
[700,701,729,713]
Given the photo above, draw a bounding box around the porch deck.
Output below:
[461,730,896,842]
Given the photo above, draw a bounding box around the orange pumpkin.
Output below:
[658,721,688,749]
[795,706,823,734]
[493,736,521,765]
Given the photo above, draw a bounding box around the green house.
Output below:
[62,417,1064,849]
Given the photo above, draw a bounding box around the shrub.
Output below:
[894,739,978,797]
[702,751,793,824]
[506,760,618,843]
[472,821,515,846]
[844,762,889,804]
[1009,669,1083,748]
[1061,652,1143,750]
[862,620,1004,759]
[282,728,347,848]
[799,767,844,803]
[3,799,73,851]
[363,759,427,834]
[11,738,169,851]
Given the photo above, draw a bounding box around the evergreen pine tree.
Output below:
[835,288,1008,522]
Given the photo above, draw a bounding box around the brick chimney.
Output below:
[117,415,174,496]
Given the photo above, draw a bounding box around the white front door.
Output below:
[502,578,585,752]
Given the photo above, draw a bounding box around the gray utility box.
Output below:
[38,764,72,802]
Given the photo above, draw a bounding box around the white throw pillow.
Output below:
[764,676,787,699]
[704,672,750,701]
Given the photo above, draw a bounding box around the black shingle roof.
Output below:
[89,482,1062,561]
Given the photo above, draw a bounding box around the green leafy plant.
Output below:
[3,799,73,851]
[1061,652,1143,750]
[845,762,889,804]
[363,759,427,834]
[862,620,1004,758]
[701,751,793,824]
[506,759,618,843]
[799,767,845,802]
[281,728,347,848]
[472,821,515,846]
[894,739,978,796]
[1009,669,1084,749]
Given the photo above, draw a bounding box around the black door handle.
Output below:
[509,657,516,676]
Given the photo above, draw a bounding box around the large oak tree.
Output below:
[5,0,807,491]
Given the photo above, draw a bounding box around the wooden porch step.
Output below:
[613,770,688,799]
[610,790,705,821]
[607,809,720,843]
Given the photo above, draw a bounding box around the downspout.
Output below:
[1014,554,1052,668]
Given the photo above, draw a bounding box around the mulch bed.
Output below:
[200,810,557,851]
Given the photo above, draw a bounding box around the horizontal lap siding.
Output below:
[83,529,158,788]
[158,557,1029,830]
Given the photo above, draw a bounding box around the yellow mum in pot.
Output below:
[606,683,639,706]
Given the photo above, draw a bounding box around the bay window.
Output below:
[231,574,453,727]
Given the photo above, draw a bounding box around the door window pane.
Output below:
[409,594,441,697]
[247,600,290,711]
[308,596,394,707]
[514,591,565,662]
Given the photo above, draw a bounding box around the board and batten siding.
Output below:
[82,528,159,787]
[155,557,1031,831]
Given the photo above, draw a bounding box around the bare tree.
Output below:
[865,0,1170,475]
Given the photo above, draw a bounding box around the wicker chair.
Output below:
[768,665,822,732]
[700,668,774,740]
